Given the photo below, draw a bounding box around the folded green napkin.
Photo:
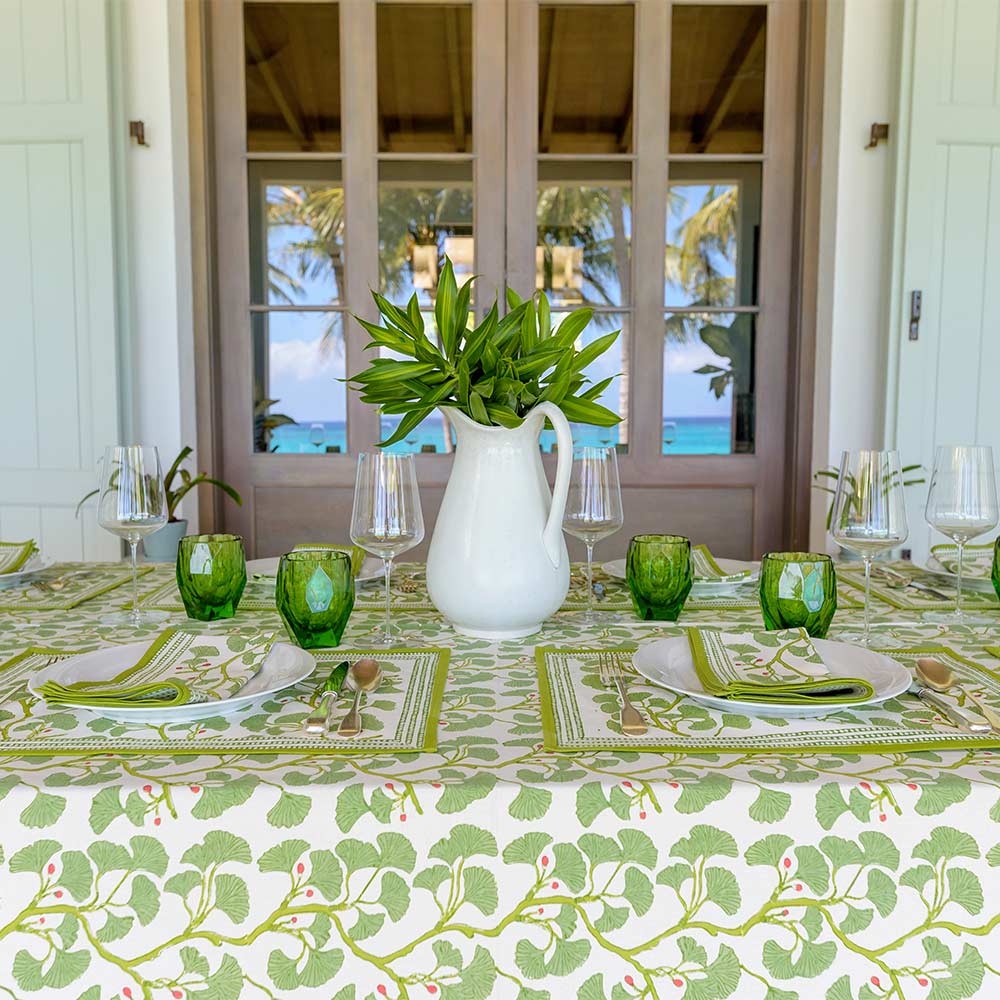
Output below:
[0,540,39,574]
[293,543,366,576]
[929,543,993,580]
[38,628,276,708]
[691,544,751,583]
[688,627,875,704]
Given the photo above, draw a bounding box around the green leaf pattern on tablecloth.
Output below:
[1,562,1000,995]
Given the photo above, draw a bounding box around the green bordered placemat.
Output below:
[0,563,154,611]
[136,574,279,613]
[537,642,1000,753]
[838,564,1000,612]
[0,645,448,756]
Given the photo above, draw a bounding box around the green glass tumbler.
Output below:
[759,551,837,638]
[276,550,355,649]
[175,533,247,621]
[992,539,1000,600]
[626,534,692,621]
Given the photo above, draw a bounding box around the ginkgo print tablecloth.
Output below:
[2,562,1000,999]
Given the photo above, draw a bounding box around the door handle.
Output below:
[909,290,922,341]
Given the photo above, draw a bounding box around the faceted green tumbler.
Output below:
[626,534,692,621]
[276,549,355,649]
[176,534,247,621]
[992,538,1000,601]
[759,551,837,638]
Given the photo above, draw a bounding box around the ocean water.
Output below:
[270,415,733,455]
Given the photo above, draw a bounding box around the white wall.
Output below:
[810,0,904,551]
[116,0,198,525]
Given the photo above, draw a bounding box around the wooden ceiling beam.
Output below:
[691,8,765,153]
[444,7,466,152]
[245,18,313,149]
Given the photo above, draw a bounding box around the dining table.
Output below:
[2,558,1000,1000]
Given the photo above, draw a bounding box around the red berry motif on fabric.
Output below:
[54,890,63,899]
[860,781,871,790]
[190,786,200,793]
[426,987,438,995]
[639,811,647,819]
[306,889,314,898]
[781,909,789,916]
[782,858,791,869]
[551,881,559,889]
[154,817,162,826]
[918,979,928,987]
[795,883,803,891]
[907,783,917,790]
[46,863,55,875]
[673,979,683,988]
[879,814,887,822]
[541,855,549,867]
[143,784,152,793]
[871,977,880,987]
[400,814,407,822]
[377,987,387,997]
[173,993,183,999]
[386,782,394,790]
[622,781,632,789]
[123,990,133,1000]
[296,862,305,874]
[624,975,634,986]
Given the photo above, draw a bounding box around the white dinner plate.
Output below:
[0,555,56,588]
[247,555,383,584]
[601,557,760,595]
[30,640,315,724]
[631,634,911,718]
[916,559,995,594]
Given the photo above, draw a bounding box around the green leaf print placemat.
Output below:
[0,563,154,611]
[0,646,448,756]
[537,643,1000,753]
[838,564,1000,612]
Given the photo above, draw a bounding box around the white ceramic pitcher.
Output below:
[425,403,574,638]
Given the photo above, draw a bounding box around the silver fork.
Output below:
[873,567,950,601]
[597,653,648,736]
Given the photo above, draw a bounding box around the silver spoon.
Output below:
[337,658,382,738]
[916,657,1000,732]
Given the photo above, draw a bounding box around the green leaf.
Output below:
[202,953,245,1000]
[509,785,552,821]
[794,845,830,894]
[166,870,202,898]
[128,873,160,925]
[503,832,551,866]
[257,839,310,874]
[750,786,792,823]
[684,943,741,1000]
[821,835,865,869]
[676,774,732,814]
[87,841,132,874]
[579,834,621,867]
[578,974,608,1000]
[13,948,90,991]
[181,945,211,977]
[623,866,654,915]
[96,911,133,942]
[430,824,497,865]
[671,824,739,863]
[800,906,823,941]
[437,773,497,814]
[336,839,380,873]
[814,782,852,830]
[551,843,587,893]
[377,831,418,872]
[191,775,257,820]
[130,835,168,876]
[859,830,900,870]
[827,975,855,1000]
[89,786,125,834]
[705,866,741,915]
[677,935,708,967]
[20,791,66,828]
[453,944,498,1000]
[414,864,451,894]
[463,866,498,915]
[866,868,896,917]
[916,775,972,816]
[267,790,311,828]
[914,827,980,864]
[9,839,61,873]
[576,782,608,826]
[214,872,250,923]
[657,863,691,890]
[335,784,369,832]
[929,943,984,1000]
[746,835,793,868]
[594,903,629,933]
[900,864,935,892]
[762,938,837,980]
[947,868,984,915]
[183,831,252,871]
[308,849,343,901]
[618,829,658,868]
[840,904,874,933]
[378,870,410,921]
[55,851,92,902]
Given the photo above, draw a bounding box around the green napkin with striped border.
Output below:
[0,540,39,574]
[688,626,875,704]
[37,628,276,708]
[691,544,752,583]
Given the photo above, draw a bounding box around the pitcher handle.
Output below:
[534,402,574,570]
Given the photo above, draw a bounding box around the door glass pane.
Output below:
[244,3,341,153]
[538,4,634,153]
[252,312,346,454]
[541,312,629,453]
[249,164,345,306]
[665,164,760,308]
[378,161,474,308]
[662,312,755,454]
[670,5,766,154]
[537,162,631,309]
[377,4,473,153]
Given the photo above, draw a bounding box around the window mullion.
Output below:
[341,0,379,454]
[631,0,670,466]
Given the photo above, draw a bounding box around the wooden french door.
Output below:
[207,0,802,559]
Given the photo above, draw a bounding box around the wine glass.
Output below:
[924,444,999,625]
[308,422,326,451]
[562,446,624,624]
[829,449,909,647]
[350,452,424,645]
[96,445,169,627]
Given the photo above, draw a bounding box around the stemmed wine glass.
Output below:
[562,446,624,624]
[924,444,999,625]
[829,449,909,648]
[97,445,170,627]
[350,452,424,645]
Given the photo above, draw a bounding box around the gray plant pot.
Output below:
[142,519,188,563]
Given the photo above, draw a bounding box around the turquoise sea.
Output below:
[271,416,732,455]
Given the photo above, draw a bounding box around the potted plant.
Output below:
[78,447,243,563]
[346,257,620,638]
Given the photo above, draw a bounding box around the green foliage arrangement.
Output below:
[346,258,621,448]
[813,462,925,531]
